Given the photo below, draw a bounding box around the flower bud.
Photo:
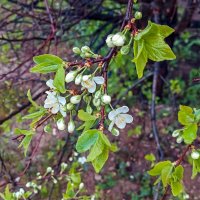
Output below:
[86,105,93,114]
[120,45,130,55]
[81,46,90,53]
[135,11,142,20]
[106,34,115,48]
[176,136,183,144]
[80,53,86,58]
[46,167,52,173]
[191,151,200,160]
[70,95,81,104]
[112,32,125,47]
[94,90,101,99]
[172,130,180,137]
[75,74,82,85]
[101,94,111,104]
[84,52,93,58]
[61,162,68,170]
[79,183,84,190]
[72,47,81,54]
[56,118,66,130]
[66,103,74,110]
[65,71,77,83]
[93,98,101,107]
[68,120,75,133]
[111,128,120,136]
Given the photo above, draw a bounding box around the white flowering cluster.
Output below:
[13,188,25,199]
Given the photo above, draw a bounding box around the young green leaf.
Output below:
[33,54,63,64]
[133,21,176,79]
[170,180,183,196]
[53,65,66,93]
[27,89,39,108]
[178,105,194,125]
[92,146,109,173]
[76,129,100,153]
[30,62,59,74]
[78,110,97,121]
[19,134,33,156]
[22,109,46,120]
[161,165,173,187]
[182,123,197,144]
[148,161,172,176]
[87,137,105,162]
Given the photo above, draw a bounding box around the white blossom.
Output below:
[79,183,84,190]
[81,75,104,93]
[44,91,66,117]
[78,156,86,164]
[108,106,133,131]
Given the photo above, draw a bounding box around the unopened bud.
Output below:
[70,95,81,104]
[112,32,125,47]
[56,118,66,131]
[101,94,111,104]
[191,151,200,160]
[106,34,115,48]
[72,47,81,54]
[81,46,90,53]
[65,71,77,83]
[75,74,82,85]
[68,120,75,133]
[135,11,142,20]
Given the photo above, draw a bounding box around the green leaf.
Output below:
[22,109,46,120]
[19,134,33,156]
[182,123,197,144]
[76,120,96,132]
[178,105,194,125]
[145,153,156,162]
[76,129,100,153]
[87,137,105,162]
[170,180,183,196]
[92,146,109,173]
[148,161,172,176]
[15,128,34,135]
[161,165,173,187]
[173,165,184,181]
[132,40,148,78]
[99,132,111,147]
[133,21,176,79]
[30,62,59,74]
[27,89,39,108]
[78,110,97,121]
[53,65,66,93]
[33,54,63,64]
[192,159,200,179]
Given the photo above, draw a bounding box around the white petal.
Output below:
[51,104,59,114]
[88,83,96,93]
[58,96,66,105]
[108,110,117,121]
[121,114,133,123]
[108,120,115,132]
[44,103,54,108]
[60,109,66,117]
[46,79,55,89]
[82,75,91,81]
[93,76,104,85]
[116,106,129,114]
[81,79,95,89]
[115,115,126,129]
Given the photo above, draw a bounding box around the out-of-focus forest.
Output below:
[0,0,200,200]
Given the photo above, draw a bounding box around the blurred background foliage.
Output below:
[0,0,200,199]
